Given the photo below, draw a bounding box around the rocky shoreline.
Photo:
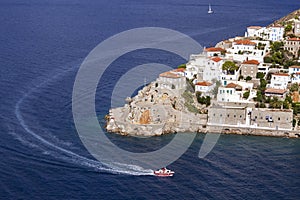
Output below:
[106,113,300,138]
[105,81,299,138]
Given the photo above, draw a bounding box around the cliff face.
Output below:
[139,110,151,124]
[106,81,208,136]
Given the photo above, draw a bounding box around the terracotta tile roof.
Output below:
[247,26,262,30]
[205,47,225,52]
[159,71,181,79]
[265,88,286,94]
[196,81,212,86]
[234,39,256,46]
[242,59,259,65]
[270,25,284,28]
[272,73,289,77]
[225,82,242,89]
[173,68,185,72]
[211,57,222,62]
[287,38,300,41]
[289,65,300,69]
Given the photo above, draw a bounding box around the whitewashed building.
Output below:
[217,82,253,103]
[268,26,284,41]
[295,20,300,36]
[225,39,268,63]
[204,47,225,57]
[244,25,284,41]
[157,70,186,91]
[265,88,288,99]
[245,26,262,37]
[220,67,241,86]
[195,81,214,93]
[202,57,224,82]
[270,73,290,89]
[288,65,300,83]
[185,53,208,79]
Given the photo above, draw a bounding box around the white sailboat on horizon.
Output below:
[208,4,213,14]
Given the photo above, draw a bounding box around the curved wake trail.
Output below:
[14,66,153,176]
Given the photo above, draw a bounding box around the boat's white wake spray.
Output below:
[14,65,153,176]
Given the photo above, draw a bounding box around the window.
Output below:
[278,117,280,121]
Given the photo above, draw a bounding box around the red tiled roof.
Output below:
[247,26,262,30]
[270,25,284,28]
[265,88,286,94]
[196,81,212,86]
[289,65,300,69]
[242,59,259,65]
[225,82,241,89]
[159,71,181,78]
[234,39,256,46]
[287,38,300,41]
[173,68,185,72]
[211,57,222,62]
[272,73,289,77]
[205,47,225,52]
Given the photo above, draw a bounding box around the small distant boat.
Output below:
[208,4,213,14]
[153,167,174,177]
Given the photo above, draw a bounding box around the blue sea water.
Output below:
[1,0,300,199]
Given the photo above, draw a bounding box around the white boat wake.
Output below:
[14,66,154,176]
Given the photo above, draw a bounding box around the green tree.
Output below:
[270,41,283,53]
[196,95,211,107]
[243,91,250,99]
[285,24,292,32]
[269,97,283,109]
[264,56,272,63]
[271,51,283,65]
[177,63,186,69]
[260,102,266,108]
[293,103,300,115]
[285,95,292,104]
[245,76,252,82]
[255,90,263,102]
[212,80,221,98]
[259,78,267,91]
[283,100,290,109]
[256,72,265,79]
[290,83,299,92]
[205,96,211,107]
[222,61,239,72]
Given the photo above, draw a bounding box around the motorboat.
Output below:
[153,167,174,177]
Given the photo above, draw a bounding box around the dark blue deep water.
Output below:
[1,0,300,199]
